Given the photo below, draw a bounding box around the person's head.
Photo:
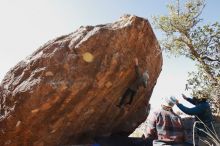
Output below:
[162,96,177,108]
[193,95,208,104]
[193,91,208,103]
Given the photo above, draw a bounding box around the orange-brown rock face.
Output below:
[0,15,162,146]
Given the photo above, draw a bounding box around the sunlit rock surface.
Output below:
[0,15,162,146]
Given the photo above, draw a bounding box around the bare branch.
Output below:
[201,56,220,63]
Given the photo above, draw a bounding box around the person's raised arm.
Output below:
[176,102,205,115]
[182,94,196,105]
[134,58,141,78]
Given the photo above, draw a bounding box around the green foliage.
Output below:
[153,0,220,115]
[153,0,205,56]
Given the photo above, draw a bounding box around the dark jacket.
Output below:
[177,97,213,137]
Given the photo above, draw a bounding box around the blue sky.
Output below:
[0,0,219,108]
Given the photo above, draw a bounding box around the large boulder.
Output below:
[0,15,162,146]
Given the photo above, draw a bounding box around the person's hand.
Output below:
[134,58,138,66]
[176,99,179,104]
[182,94,187,99]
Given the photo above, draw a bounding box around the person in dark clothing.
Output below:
[117,58,149,108]
[176,93,216,146]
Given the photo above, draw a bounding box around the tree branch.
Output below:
[201,56,220,63]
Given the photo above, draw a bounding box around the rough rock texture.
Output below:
[0,15,162,146]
